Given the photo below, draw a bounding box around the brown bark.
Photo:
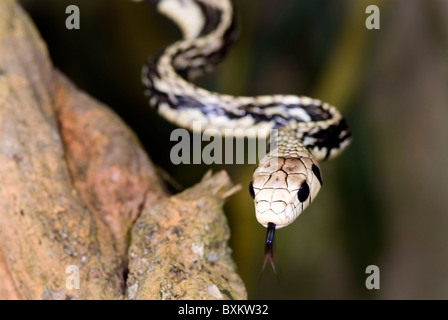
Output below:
[0,0,246,299]
[127,171,244,300]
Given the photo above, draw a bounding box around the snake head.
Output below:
[249,153,322,229]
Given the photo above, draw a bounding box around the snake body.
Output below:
[141,0,351,267]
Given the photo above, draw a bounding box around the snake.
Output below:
[139,0,351,271]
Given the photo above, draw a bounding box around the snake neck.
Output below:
[142,0,351,162]
[270,124,315,159]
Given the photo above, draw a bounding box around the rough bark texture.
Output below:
[0,0,246,300]
[126,171,244,300]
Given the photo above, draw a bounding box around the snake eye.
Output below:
[297,181,310,202]
[248,181,255,199]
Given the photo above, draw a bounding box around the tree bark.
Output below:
[0,0,246,300]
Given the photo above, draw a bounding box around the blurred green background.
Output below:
[20,0,448,299]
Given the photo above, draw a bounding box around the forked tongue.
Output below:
[261,222,277,275]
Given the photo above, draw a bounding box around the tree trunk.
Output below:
[0,0,246,300]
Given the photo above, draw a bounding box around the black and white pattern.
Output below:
[141,0,351,254]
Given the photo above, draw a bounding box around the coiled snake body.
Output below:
[141,0,351,269]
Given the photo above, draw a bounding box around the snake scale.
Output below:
[139,0,351,270]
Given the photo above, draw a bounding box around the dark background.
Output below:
[20,0,448,299]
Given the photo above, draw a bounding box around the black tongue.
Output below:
[261,223,276,274]
[265,222,275,251]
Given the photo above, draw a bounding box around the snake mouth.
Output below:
[262,222,276,274]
